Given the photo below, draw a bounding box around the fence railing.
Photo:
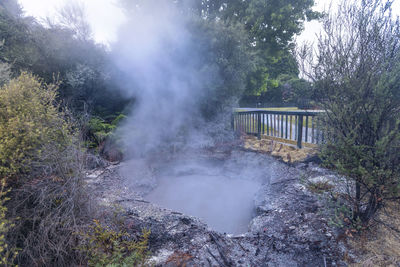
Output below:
[232,109,324,148]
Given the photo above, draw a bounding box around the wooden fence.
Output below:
[232,109,324,148]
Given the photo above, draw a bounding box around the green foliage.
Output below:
[327,199,353,229]
[279,75,313,108]
[111,114,127,126]
[79,219,150,267]
[86,114,126,148]
[0,72,72,179]
[0,0,36,73]
[215,0,318,98]
[88,118,116,146]
[181,0,320,52]
[84,115,126,161]
[302,0,400,223]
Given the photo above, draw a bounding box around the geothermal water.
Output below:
[142,154,271,235]
[146,173,260,234]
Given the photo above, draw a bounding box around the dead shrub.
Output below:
[6,138,92,266]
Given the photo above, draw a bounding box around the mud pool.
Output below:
[135,153,280,235]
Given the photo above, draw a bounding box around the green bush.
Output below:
[85,115,126,161]
[87,117,116,147]
[0,72,72,180]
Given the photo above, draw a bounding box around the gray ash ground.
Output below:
[86,148,346,266]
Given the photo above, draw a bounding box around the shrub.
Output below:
[87,117,116,147]
[79,219,150,267]
[85,116,125,161]
[300,0,400,224]
[0,72,72,180]
[0,72,91,266]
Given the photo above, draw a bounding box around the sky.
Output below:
[18,0,400,45]
[297,0,400,45]
[18,0,126,44]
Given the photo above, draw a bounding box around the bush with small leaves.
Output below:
[0,72,72,180]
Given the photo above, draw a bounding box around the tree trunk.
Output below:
[354,181,361,220]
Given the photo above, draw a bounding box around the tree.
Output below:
[56,1,92,41]
[300,0,400,224]
[211,0,319,98]
[0,0,39,74]
[0,0,23,17]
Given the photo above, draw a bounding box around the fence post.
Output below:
[231,112,235,131]
[297,115,303,148]
[257,112,261,140]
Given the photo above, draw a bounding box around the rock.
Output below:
[325,232,332,238]
[85,153,108,169]
[309,175,335,186]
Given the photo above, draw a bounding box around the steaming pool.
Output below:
[93,150,341,265]
[123,152,278,235]
[146,173,260,234]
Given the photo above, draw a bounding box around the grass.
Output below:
[348,202,400,266]
[306,181,334,194]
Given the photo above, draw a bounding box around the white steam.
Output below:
[112,2,265,235]
[112,2,219,157]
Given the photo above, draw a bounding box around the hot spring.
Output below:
[122,151,281,235]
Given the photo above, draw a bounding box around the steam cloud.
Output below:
[112,2,263,235]
[112,1,221,157]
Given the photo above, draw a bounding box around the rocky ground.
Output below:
[85,147,347,266]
